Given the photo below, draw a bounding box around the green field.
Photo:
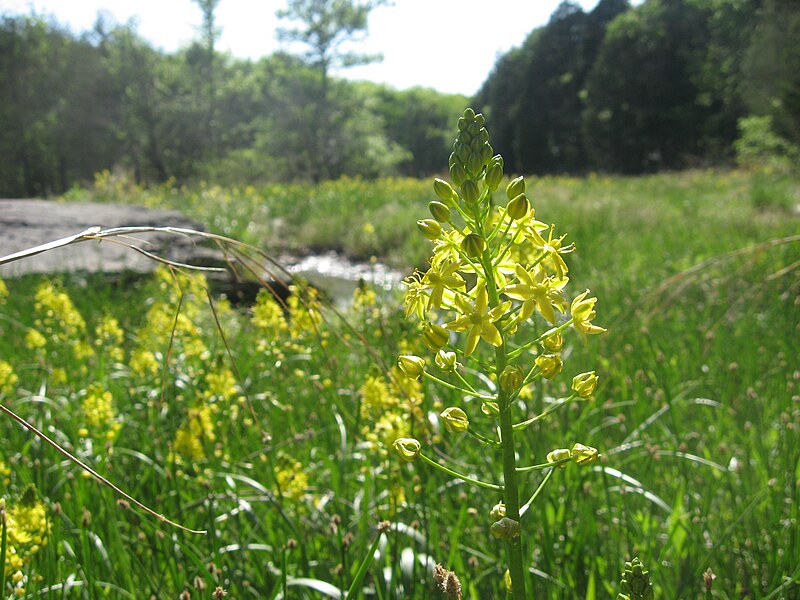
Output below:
[1,169,799,598]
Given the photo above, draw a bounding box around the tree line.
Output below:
[0,0,797,197]
[476,0,799,174]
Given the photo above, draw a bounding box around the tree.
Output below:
[190,0,222,154]
[742,0,800,147]
[276,0,389,180]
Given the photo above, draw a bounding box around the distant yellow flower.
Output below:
[3,486,51,576]
[251,289,287,336]
[173,405,216,463]
[0,360,18,395]
[24,329,47,350]
[0,277,8,303]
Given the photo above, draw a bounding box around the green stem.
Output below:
[417,452,503,491]
[519,468,556,518]
[516,457,571,473]
[513,395,577,431]
[422,372,493,400]
[479,243,528,600]
[467,426,500,447]
[507,318,574,361]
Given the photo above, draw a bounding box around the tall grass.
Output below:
[0,169,796,597]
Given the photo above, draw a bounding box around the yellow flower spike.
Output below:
[535,354,563,379]
[571,443,600,466]
[570,290,607,336]
[422,261,465,310]
[393,438,421,462]
[445,285,510,357]
[546,448,572,468]
[440,407,469,433]
[397,355,425,380]
[571,371,599,399]
[435,350,458,372]
[422,322,450,351]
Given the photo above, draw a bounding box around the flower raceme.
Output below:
[394,108,606,599]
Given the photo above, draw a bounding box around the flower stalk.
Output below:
[396,108,605,598]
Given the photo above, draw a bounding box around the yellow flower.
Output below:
[445,285,510,357]
[359,375,394,420]
[422,261,464,310]
[0,277,8,304]
[402,272,427,321]
[0,361,19,395]
[251,289,287,336]
[24,329,47,350]
[204,368,238,402]
[4,486,51,576]
[570,290,606,336]
[504,264,567,325]
[173,405,216,463]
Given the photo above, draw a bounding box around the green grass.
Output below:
[0,169,797,598]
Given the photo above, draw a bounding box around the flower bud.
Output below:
[489,501,506,520]
[506,176,525,200]
[422,322,449,351]
[535,353,563,379]
[499,365,524,393]
[397,355,425,380]
[485,163,503,192]
[462,107,476,122]
[475,127,489,145]
[429,201,451,223]
[473,112,485,127]
[435,350,457,371]
[490,517,520,541]
[541,332,563,353]
[393,438,421,462]
[479,143,493,165]
[449,152,457,167]
[461,180,480,205]
[571,371,598,399]
[461,233,486,258]
[546,448,571,468]
[456,142,471,164]
[417,219,442,240]
[440,406,469,433]
[433,178,458,206]
[571,443,599,466]
[467,152,484,177]
[450,164,467,186]
[506,194,529,220]
[490,154,504,170]
[457,116,468,131]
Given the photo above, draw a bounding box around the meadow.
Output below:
[1,167,798,598]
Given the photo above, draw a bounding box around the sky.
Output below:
[0,0,602,96]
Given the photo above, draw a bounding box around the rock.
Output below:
[0,199,218,277]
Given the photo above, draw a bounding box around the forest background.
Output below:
[1,0,799,198]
